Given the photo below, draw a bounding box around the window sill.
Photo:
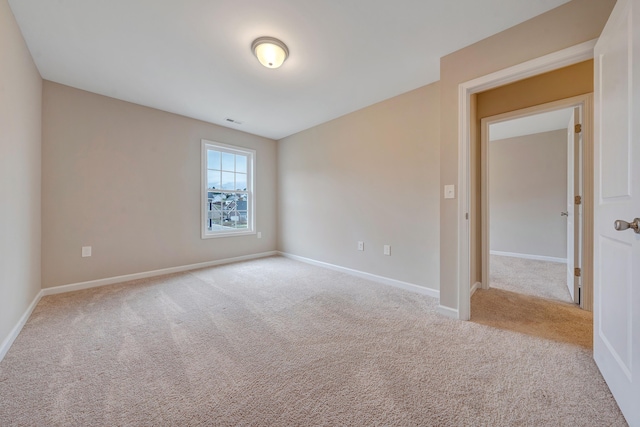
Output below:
[201,230,256,239]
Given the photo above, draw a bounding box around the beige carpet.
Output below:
[0,256,626,426]
[490,255,572,303]
[471,288,592,349]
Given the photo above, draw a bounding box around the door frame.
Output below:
[479,94,594,310]
[456,39,597,320]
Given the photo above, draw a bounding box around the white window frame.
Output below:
[201,139,255,239]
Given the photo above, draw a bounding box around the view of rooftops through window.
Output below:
[206,148,249,231]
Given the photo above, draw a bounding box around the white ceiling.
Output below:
[490,108,575,141]
[8,0,570,140]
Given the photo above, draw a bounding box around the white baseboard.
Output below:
[42,251,278,296]
[1,251,278,362]
[470,281,481,296]
[490,250,567,264]
[0,290,43,363]
[437,305,459,319]
[278,252,439,299]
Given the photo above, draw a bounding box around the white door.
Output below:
[565,109,581,304]
[594,0,640,424]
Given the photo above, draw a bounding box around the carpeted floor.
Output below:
[0,256,626,426]
[490,255,572,303]
[471,288,592,348]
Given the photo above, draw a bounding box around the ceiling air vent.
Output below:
[225,118,243,125]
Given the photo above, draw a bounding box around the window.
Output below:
[201,140,255,238]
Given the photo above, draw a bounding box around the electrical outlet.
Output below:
[82,246,92,257]
[357,241,364,251]
[383,245,391,256]
[257,232,262,239]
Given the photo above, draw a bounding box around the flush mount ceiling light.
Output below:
[251,37,289,69]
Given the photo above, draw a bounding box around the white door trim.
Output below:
[479,95,593,308]
[457,39,597,320]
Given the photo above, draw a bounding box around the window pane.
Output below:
[206,205,223,230]
[203,141,253,237]
[221,172,235,190]
[221,152,235,171]
[222,202,234,219]
[236,155,247,173]
[221,194,248,229]
[235,173,247,190]
[207,150,221,169]
[207,170,221,190]
[209,192,227,203]
[235,197,248,210]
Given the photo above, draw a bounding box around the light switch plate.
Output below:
[82,246,92,257]
[383,245,391,256]
[444,185,455,199]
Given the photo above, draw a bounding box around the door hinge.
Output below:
[574,267,581,277]
[465,213,469,220]
[575,123,582,133]
[575,195,582,205]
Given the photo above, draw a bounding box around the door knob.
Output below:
[561,211,569,217]
[614,218,640,234]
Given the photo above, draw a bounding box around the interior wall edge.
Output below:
[0,290,43,363]
[0,0,43,358]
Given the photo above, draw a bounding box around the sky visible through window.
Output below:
[207,150,247,191]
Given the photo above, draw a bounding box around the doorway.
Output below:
[469,95,594,346]
[453,41,596,321]
[479,98,591,308]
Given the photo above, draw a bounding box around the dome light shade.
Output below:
[252,37,289,69]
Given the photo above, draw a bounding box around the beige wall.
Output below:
[490,130,567,258]
[439,0,614,310]
[42,82,277,288]
[278,83,440,290]
[0,0,42,346]
[477,60,593,119]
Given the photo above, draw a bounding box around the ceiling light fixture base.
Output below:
[251,37,289,69]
